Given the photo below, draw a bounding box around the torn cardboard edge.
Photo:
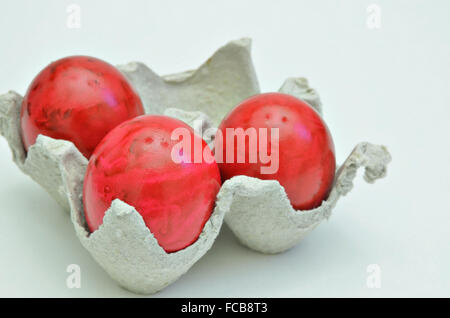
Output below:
[223,142,391,254]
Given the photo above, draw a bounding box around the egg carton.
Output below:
[0,38,391,294]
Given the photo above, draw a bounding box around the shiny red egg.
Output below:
[20,56,144,158]
[83,115,222,253]
[215,92,336,210]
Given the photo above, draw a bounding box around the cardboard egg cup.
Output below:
[0,38,391,294]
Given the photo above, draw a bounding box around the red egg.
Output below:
[83,115,221,253]
[20,56,144,158]
[215,92,336,210]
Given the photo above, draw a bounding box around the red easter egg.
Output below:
[83,115,221,253]
[215,92,336,210]
[20,56,144,158]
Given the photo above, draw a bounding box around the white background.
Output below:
[0,0,449,297]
